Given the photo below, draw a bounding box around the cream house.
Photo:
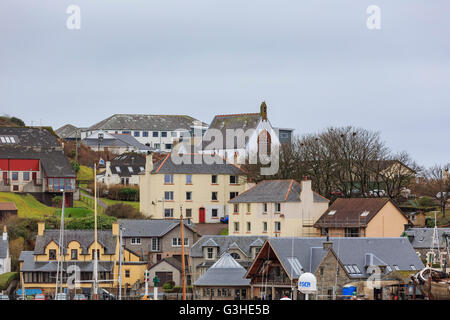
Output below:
[139,153,247,223]
[228,179,329,237]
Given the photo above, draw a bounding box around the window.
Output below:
[212,192,218,201]
[274,203,281,213]
[128,166,133,173]
[263,222,267,232]
[185,208,192,218]
[171,132,177,137]
[353,265,361,273]
[230,192,239,199]
[186,191,192,201]
[234,222,239,232]
[131,238,141,245]
[122,131,131,135]
[13,185,18,191]
[134,131,140,137]
[207,247,214,259]
[230,253,241,260]
[164,208,174,217]
[92,249,100,260]
[164,174,174,184]
[153,131,159,137]
[116,166,121,173]
[143,131,149,137]
[247,203,251,213]
[165,144,172,150]
[263,203,268,213]
[211,175,218,184]
[151,238,161,251]
[12,172,18,181]
[161,132,167,137]
[393,265,400,271]
[186,174,192,184]
[233,204,239,213]
[49,249,57,260]
[230,175,238,184]
[410,265,416,270]
[275,221,281,232]
[172,238,189,247]
[247,222,251,232]
[125,270,130,278]
[328,210,336,216]
[71,249,78,260]
[23,172,30,181]
[386,265,392,272]
[212,208,218,217]
[164,191,174,201]
[361,210,369,217]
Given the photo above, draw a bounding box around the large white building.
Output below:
[81,114,208,153]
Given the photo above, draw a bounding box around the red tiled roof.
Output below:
[0,202,17,211]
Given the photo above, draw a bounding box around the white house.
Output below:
[0,226,11,275]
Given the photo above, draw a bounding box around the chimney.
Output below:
[38,222,45,236]
[300,177,313,203]
[145,152,154,173]
[260,101,268,121]
[323,241,333,250]
[2,225,7,241]
[112,222,119,236]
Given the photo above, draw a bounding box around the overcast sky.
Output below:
[1,1,449,167]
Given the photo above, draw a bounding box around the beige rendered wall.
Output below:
[365,201,408,237]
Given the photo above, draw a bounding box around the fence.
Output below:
[80,194,106,214]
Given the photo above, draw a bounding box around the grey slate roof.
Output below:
[194,253,251,286]
[0,238,8,259]
[82,133,151,151]
[34,230,117,255]
[0,127,59,148]
[229,180,329,203]
[88,114,207,131]
[119,219,195,238]
[405,228,450,249]
[110,153,146,177]
[55,124,81,139]
[152,153,244,175]
[19,251,114,272]
[264,237,424,280]
[0,146,75,177]
[191,235,268,258]
[202,113,262,150]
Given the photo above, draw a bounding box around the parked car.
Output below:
[73,294,87,300]
[369,189,386,196]
[55,293,68,300]
[34,294,46,300]
[220,215,229,223]
[0,295,9,300]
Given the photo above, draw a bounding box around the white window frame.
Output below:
[131,238,141,245]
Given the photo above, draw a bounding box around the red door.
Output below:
[199,207,205,223]
[32,172,37,184]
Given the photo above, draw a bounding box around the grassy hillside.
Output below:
[0,192,55,218]
[0,272,18,290]
[77,165,94,181]
[101,198,140,211]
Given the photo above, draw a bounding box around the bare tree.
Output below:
[422,164,450,218]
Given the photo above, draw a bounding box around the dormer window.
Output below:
[328,210,336,216]
[49,249,57,260]
[206,247,214,260]
[128,167,133,173]
[71,249,78,260]
[116,167,121,173]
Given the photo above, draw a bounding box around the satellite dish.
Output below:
[298,272,317,294]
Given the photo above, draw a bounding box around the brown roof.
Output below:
[0,202,17,211]
[314,198,404,228]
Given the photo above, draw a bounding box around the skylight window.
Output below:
[352,265,361,273]
[393,265,400,271]
[0,136,17,144]
[5,137,11,143]
[328,210,336,216]
[347,265,355,273]
[140,167,144,172]
[0,137,5,143]
[361,210,370,217]
[386,265,392,272]
[287,257,303,275]
[410,265,416,270]
[128,166,133,173]
[116,167,121,173]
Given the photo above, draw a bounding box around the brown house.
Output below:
[314,198,409,237]
[0,202,17,222]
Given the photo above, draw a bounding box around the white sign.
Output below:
[298,273,317,294]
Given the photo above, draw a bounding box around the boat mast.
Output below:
[55,189,66,297]
[93,163,99,300]
[180,209,186,300]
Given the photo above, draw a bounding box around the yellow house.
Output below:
[314,198,409,237]
[139,153,247,223]
[228,179,329,237]
[18,222,147,298]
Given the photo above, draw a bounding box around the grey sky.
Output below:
[1,0,449,167]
